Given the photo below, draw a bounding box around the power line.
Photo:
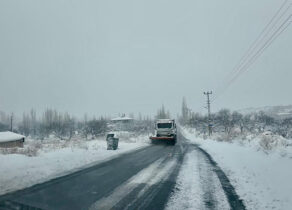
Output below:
[213,16,291,102]
[228,0,290,80]
[223,1,290,87]
[213,1,291,101]
[220,14,292,96]
[213,13,292,101]
[228,3,291,82]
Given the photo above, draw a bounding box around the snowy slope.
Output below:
[238,105,292,119]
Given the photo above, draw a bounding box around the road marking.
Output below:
[89,158,177,210]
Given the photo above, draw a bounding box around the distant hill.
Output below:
[238,105,292,119]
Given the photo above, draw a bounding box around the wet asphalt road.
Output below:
[0,133,245,210]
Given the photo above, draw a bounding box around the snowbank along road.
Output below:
[0,133,245,210]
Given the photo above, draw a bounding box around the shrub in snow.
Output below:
[259,132,288,151]
[0,138,92,157]
[183,126,292,154]
[216,133,231,142]
[0,146,38,157]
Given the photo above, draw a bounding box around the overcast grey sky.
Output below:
[0,0,291,118]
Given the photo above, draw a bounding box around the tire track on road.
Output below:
[195,146,246,210]
[166,133,245,210]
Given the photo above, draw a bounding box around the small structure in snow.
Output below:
[111,116,134,123]
[110,115,134,131]
[0,131,25,148]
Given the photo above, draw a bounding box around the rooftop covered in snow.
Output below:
[0,131,25,143]
[111,116,134,122]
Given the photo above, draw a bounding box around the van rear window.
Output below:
[157,123,172,129]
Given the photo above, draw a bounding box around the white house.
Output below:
[111,116,134,123]
[110,116,134,131]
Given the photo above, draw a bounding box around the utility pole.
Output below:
[204,91,212,136]
[10,113,13,132]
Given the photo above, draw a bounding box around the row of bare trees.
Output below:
[0,109,108,140]
[0,111,10,131]
[155,104,171,119]
[0,109,155,140]
[179,98,292,138]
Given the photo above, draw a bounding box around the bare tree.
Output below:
[19,113,31,136]
[156,104,170,119]
[85,118,107,138]
[216,109,232,134]
[30,109,37,137]
[180,97,190,125]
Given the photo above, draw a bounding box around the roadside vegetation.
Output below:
[179,98,292,151]
[0,109,154,157]
[0,109,153,140]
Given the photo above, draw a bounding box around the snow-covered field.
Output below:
[181,127,292,210]
[0,134,150,196]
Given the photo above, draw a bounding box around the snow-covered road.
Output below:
[166,147,230,210]
[0,137,149,196]
[0,133,244,210]
[182,127,292,210]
